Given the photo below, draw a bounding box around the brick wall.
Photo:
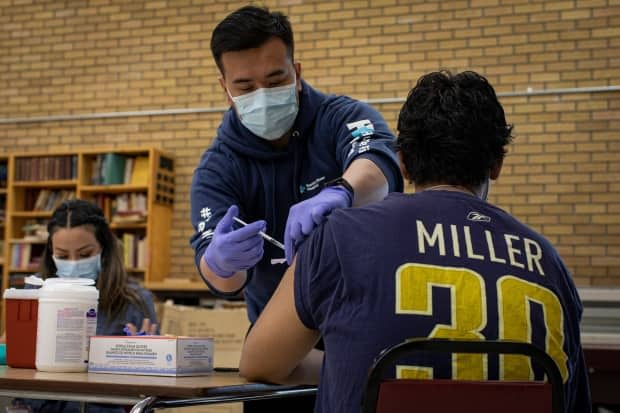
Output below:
[1,0,618,286]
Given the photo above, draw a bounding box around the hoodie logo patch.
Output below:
[300,176,326,194]
[196,207,214,239]
[200,207,212,221]
[346,120,374,159]
[347,119,375,139]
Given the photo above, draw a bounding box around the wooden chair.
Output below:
[361,338,565,413]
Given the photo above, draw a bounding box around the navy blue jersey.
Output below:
[190,80,403,323]
[295,191,590,413]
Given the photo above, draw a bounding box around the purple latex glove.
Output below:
[203,205,266,278]
[285,186,352,264]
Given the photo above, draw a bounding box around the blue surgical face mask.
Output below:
[52,253,101,280]
[229,76,299,141]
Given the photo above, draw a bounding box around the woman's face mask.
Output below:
[229,76,299,141]
[52,253,101,280]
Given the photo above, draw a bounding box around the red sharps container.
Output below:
[3,288,39,368]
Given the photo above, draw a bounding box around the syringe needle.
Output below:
[232,216,285,251]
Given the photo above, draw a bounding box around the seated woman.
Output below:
[15,199,158,413]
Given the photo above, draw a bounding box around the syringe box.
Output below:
[88,336,213,376]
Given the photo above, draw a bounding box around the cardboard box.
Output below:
[88,336,213,376]
[160,302,250,370]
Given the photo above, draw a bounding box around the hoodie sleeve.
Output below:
[189,146,245,292]
[322,96,404,192]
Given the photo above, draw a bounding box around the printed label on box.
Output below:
[88,336,213,376]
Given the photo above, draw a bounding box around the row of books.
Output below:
[11,243,44,270]
[14,156,77,181]
[90,154,149,186]
[27,189,76,211]
[121,233,147,269]
[93,193,148,224]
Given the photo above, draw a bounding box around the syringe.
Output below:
[233,216,285,251]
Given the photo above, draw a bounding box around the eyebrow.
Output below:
[54,245,96,253]
[231,69,287,84]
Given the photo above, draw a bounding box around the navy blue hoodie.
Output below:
[190,80,403,323]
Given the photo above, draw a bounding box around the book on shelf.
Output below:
[130,156,149,186]
[121,233,147,268]
[102,153,127,185]
[123,157,134,185]
[111,193,147,223]
[32,189,76,211]
[91,156,102,184]
[91,153,126,185]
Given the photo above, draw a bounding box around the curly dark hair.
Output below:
[397,70,514,187]
[210,5,294,75]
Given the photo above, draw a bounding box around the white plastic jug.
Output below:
[35,278,99,372]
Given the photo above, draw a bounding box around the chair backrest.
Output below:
[361,338,565,413]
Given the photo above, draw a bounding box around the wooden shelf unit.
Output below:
[0,156,7,299]
[1,148,175,301]
[0,156,9,325]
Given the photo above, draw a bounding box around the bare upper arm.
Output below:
[239,258,320,383]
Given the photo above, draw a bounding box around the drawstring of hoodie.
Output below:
[291,130,302,204]
[270,160,279,240]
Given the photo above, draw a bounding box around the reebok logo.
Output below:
[467,211,491,223]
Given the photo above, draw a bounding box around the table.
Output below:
[0,366,317,413]
[0,333,616,411]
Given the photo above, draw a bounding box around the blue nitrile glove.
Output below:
[203,205,266,278]
[285,186,352,264]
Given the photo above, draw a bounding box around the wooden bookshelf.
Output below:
[1,148,175,304]
[0,156,7,326]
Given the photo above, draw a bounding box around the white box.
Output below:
[88,336,213,376]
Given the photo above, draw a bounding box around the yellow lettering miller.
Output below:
[416,220,545,276]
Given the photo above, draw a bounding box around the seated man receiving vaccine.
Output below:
[239,71,591,413]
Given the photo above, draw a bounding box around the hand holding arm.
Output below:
[284,186,352,264]
[284,158,389,264]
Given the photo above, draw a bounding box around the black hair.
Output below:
[397,70,514,187]
[43,199,113,276]
[210,5,294,75]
